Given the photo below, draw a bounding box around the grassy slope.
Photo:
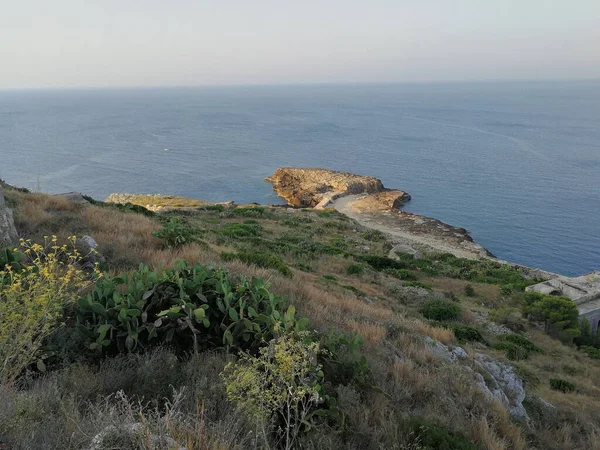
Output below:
[3,189,600,450]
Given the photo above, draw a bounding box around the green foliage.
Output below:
[383,268,417,281]
[549,378,576,393]
[420,300,461,321]
[316,211,332,218]
[345,264,364,276]
[222,332,325,450]
[581,346,600,359]
[358,255,409,271]
[322,274,338,281]
[361,230,386,242]
[402,281,432,290]
[76,262,306,356]
[464,284,476,297]
[390,252,531,289]
[493,334,542,361]
[152,219,197,249]
[231,206,266,218]
[400,417,478,450]
[489,307,526,332]
[221,251,292,277]
[1,237,98,383]
[522,292,579,338]
[0,247,23,272]
[201,204,226,212]
[221,222,263,238]
[450,325,484,343]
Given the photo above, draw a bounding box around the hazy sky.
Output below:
[1,0,599,88]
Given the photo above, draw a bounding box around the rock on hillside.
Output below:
[266,168,387,208]
[0,185,18,246]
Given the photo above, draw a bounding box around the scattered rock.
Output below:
[75,236,106,270]
[424,336,467,362]
[0,185,18,246]
[473,353,529,422]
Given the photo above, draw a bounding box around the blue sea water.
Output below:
[0,81,599,276]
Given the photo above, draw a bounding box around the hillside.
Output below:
[1,183,600,450]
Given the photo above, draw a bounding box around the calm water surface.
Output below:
[1,81,599,276]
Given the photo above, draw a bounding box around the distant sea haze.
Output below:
[1,81,599,276]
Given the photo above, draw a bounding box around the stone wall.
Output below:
[0,185,18,246]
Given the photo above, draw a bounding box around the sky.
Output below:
[1,0,599,89]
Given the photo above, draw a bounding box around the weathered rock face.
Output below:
[346,190,411,212]
[266,168,385,208]
[0,185,18,246]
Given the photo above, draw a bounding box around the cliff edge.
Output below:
[0,185,18,246]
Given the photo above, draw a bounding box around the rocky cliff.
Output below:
[0,185,18,246]
[266,167,408,208]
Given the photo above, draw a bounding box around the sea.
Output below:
[1,81,599,276]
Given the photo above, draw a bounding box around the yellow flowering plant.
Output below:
[0,235,101,384]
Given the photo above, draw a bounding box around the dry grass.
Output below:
[6,188,600,450]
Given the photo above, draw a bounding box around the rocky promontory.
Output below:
[267,167,491,259]
[265,167,410,209]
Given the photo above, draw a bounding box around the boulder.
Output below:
[0,185,18,246]
[75,235,106,270]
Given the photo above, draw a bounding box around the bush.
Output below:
[358,255,408,271]
[0,236,99,383]
[231,206,266,218]
[490,307,527,332]
[451,325,484,343]
[345,264,364,276]
[76,262,306,356]
[383,268,417,281]
[581,346,600,359]
[220,222,262,238]
[403,281,432,290]
[400,417,477,450]
[549,378,576,393]
[420,300,461,321]
[464,284,476,297]
[222,332,324,450]
[152,219,197,249]
[222,251,292,277]
[493,334,541,361]
[361,230,386,242]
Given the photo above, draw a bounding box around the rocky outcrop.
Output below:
[266,168,386,208]
[106,193,234,212]
[0,185,18,246]
[346,190,411,212]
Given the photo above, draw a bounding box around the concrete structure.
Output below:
[526,272,600,333]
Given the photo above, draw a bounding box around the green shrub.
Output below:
[490,307,527,332]
[549,378,576,393]
[201,204,226,212]
[493,334,541,361]
[345,264,364,276]
[76,262,305,356]
[420,300,461,321]
[322,274,338,281]
[464,284,476,297]
[581,346,600,359]
[81,195,155,217]
[400,417,477,450]
[451,325,484,343]
[522,292,579,337]
[221,251,292,277]
[316,211,332,218]
[152,219,197,249]
[231,206,266,217]
[220,222,262,238]
[383,268,418,281]
[358,255,409,271]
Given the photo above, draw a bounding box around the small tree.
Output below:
[221,332,324,450]
[522,292,579,338]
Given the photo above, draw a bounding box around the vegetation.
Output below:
[2,185,600,449]
[549,378,576,393]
